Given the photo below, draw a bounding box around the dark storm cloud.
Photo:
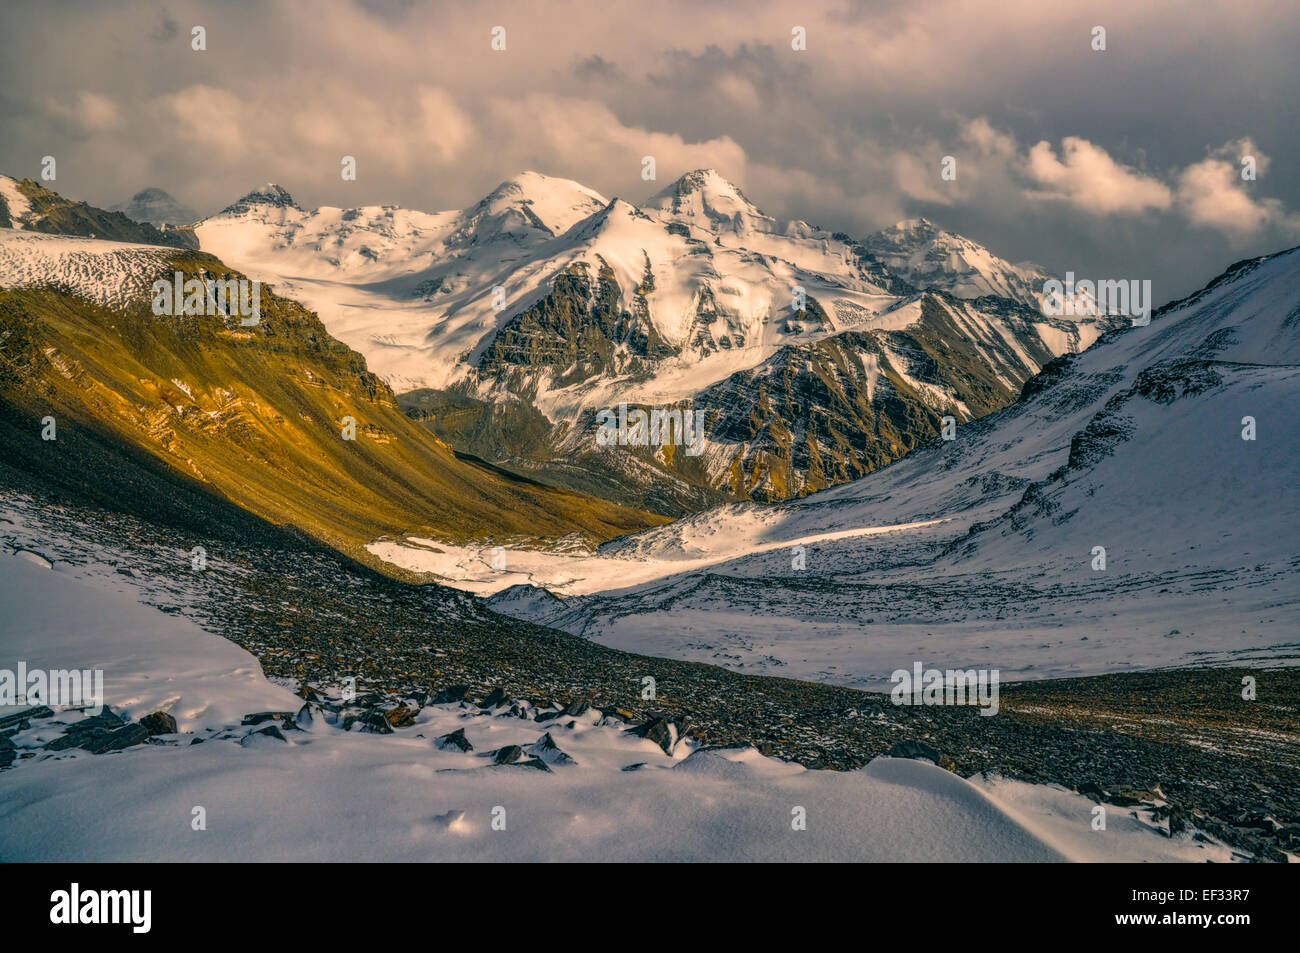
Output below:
[0,0,1295,299]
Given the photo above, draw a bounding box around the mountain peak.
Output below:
[647,169,770,234]
[655,168,746,202]
[887,217,942,236]
[861,218,1052,308]
[110,187,199,227]
[221,183,300,216]
[471,172,608,236]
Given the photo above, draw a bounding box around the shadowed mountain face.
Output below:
[194,171,1115,515]
[0,237,664,566]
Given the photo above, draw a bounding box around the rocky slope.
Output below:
[0,174,197,249]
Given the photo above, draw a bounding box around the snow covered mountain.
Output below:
[194,171,1110,510]
[857,217,1055,308]
[375,244,1300,688]
[109,187,199,227]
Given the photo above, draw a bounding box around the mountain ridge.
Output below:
[190,168,1112,511]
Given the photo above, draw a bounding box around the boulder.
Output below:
[140,711,178,736]
[478,687,508,709]
[384,704,419,728]
[629,714,689,755]
[489,744,523,765]
[561,698,590,717]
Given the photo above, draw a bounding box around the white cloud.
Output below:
[1175,139,1292,234]
[1025,137,1172,214]
[485,93,747,194]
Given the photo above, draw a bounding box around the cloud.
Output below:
[1025,137,1172,214]
[417,88,475,164]
[1175,139,1293,235]
[161,86,250,159]
[485,93,747,194]
[1,0,1297,300]
[47,91,121,133]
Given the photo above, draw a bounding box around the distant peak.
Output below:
[485,171,606,202]
[129,186,175,202]
[664,168,741,197]
[891,217,942,233]
[221,183,300,215]
[110,186,200,227]
[648,169,767,232]
[457,172,608,240]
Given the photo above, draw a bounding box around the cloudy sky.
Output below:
[1,0,1296,299]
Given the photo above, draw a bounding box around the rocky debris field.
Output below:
[2,482,1297,861]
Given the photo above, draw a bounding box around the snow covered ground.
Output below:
[370,246,1300,688]
[0,551,1231,862]
[0,229,175,309]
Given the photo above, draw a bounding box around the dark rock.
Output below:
[436,727,473,752]
[562,698,590,717]
[490,744,523,764]
[432,685,469,705]
[629,714,689,755]
[478,687,508,709]
[514,757,551,772]
[886,740,944,764]
[241,724,287,745]
[384,704,419,728]
[0,706,54,731]
[356,708,394,734]
[1077,781,1106,801]
[621,763,646,772]
[79,723,149,753]
[527,731,577,766]
[1170,806,1187,836]
[241,711,298,729]
[140,711,178,736]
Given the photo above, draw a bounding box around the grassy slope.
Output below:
[0,250,664,565]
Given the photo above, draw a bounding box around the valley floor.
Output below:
[0,551,1259,863]
[2,488,1296,861]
